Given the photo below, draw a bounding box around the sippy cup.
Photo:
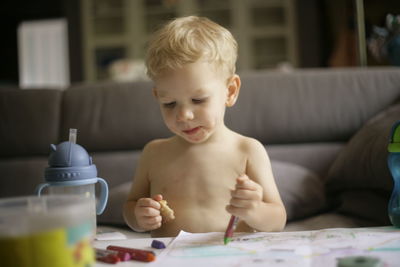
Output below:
[36,129,109,231]
[388,120,400,227]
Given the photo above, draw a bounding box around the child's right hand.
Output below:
[134,194,163,231]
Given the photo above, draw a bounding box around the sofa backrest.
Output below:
[0,89,62,157]
[1,67,399,158]
[61,81,170,152]
[227,67,400,144]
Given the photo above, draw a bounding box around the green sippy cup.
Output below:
[388,120,400,227]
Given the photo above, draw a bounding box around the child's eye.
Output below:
[163,102,176,108]
[192,98,206,104]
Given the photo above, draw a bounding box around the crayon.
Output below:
[96,248,131,261]
[151,240,166,249]
[96,248,131,262]
[95,248,120,264]
[107,245,156,262]
[224,215,239,245]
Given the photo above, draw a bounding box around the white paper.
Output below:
[153,227,400,267]
[95,231,127,241]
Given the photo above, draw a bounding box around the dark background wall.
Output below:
[0,0,64,85]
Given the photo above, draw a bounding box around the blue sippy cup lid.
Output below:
[44,130,97,182]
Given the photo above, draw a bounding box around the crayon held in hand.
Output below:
[224,215,239,245]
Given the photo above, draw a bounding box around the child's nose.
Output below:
[176,106,194,121]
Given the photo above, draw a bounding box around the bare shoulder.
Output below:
[143,137,174,151]
[234,133,267,156]
[141,137,174,159]
[233,133,272,185]
[143,138,167,150]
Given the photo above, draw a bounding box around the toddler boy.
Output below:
[123,16,286,237]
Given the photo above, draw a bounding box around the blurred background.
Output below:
[0,0,399,87]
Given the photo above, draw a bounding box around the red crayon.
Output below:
[107,245,156,262]
[224,215,239,245]
[96,248,131,262]
[95,248,120,264]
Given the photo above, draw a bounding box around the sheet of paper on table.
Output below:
[152,227,400,267]
[95,230,127,241]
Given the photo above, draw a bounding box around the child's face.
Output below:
[153,61,232,144]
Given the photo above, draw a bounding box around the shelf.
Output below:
[145,11,177,33]
[92,0,124,18]
[253,36,287,69]
[92,36,127,47]
[250,27,289,38]
[95,46,126,80]
[250,6,285,28]
[81,0,298,82]
[248,0,284,8]
[196,0,231,10]
[198,9,231,28]
[145,0,177,9]
[92,17,125,36]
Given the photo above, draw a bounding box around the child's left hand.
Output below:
[226,174,263,222]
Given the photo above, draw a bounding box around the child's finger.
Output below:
[229,197,247,208]
[137,197,161,209]
[235,174,248,184]
[235,177,261,191]
[226,204,248,218]
[235,174,252,188]
[152,194,163,202]
[143,215,162,225]
[232,188,260,200]
[141,216,162,230]
[140,206,161,216]
[145,221,162,230]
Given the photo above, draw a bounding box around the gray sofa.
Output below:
[1,67,400,233]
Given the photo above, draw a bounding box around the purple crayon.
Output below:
[151,240,166,249]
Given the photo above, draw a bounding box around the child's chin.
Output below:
[181,133,209,144]
[184,137,206,144]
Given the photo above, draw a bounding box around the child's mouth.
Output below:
[183,127,201,135]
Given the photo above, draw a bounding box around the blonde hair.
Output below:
[145,16,238,80]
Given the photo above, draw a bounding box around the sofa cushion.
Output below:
[267,143,344,177]
[98,181,131,226]
[325,102,400,224]
[0,89,62,157]
[0,156,48,197]
[92,151,140,189]
[284,212,378,232]
[272,161,325,221]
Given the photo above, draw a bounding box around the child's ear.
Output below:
[226,74,241,107]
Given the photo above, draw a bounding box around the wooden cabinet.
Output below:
[81,0,298,81]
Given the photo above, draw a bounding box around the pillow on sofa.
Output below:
[98,160,325,226]
[271,161,325,221]
[98,182,132,226]
[325,103,400,225]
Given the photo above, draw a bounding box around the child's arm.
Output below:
[123,142,163,232]
[226,139,286,232]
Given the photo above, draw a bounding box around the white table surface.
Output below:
[93,226,398,266]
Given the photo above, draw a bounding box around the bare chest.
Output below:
[148,147,246,200]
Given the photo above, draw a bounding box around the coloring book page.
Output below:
[152,227,400,267]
